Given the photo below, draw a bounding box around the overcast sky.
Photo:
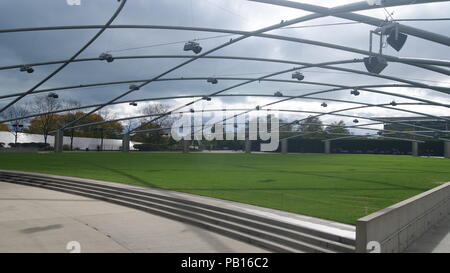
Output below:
[0,0,449,133]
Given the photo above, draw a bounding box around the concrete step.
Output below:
[5,174,353,252]
[3,178,337,253]
[0,172,355,253]
[2,171,354,245]
[4,179,301,253]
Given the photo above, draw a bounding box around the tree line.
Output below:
[0,95,123,148]
[0,94,354,150]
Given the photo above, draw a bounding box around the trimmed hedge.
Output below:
[133,139,445,156]
[250,139,445,156]
[133,143,172,151]
[8,142,50,149]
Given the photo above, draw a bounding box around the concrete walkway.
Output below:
[0,182,267,253]
[405,214,450,253]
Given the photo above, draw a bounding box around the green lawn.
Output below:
[0,152,449,224]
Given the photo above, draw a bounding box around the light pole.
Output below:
[11,122,23,144]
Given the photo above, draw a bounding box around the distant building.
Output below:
[377,116,450,138]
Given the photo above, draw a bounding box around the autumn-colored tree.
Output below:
[0,123,9,131]
[132,122,165,144]
[25,96,82,144]
[26,114,62,143]
[26,110,124,150]
[57,100,81,149]
[27,112,78,137]
[68,112,123,139]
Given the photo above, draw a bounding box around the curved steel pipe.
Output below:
[96,107,446,142]
[1,56,449,101]
[0,0,128,114]
[0,55,448,73]
[59,7,353,130]
[0,90,437,124]
[128,56,449,135]
[249,0,450,46]
[1,24,449,77]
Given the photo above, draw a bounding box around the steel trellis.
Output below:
[0,0,448,145]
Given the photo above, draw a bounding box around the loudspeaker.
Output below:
[387,32,408,51]
[192,45,202,54]
[363,56,388,74]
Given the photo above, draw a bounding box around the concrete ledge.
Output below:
[356,182,450,253]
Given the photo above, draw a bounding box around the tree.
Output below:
[132,123,158,142]
[71,112,123,139]
[1,105,29,144]
[142,103,173,128]
[26,95,63,144]
[132,103,173,144]
[123,119,137,134]
[26,115,61,143]
[279,118,298,138]
[299,116,324,138]
[325,120,350,135]
[0,123,9,131]
[98,110,123,138]
[100,120,124,139]
[58,100,82,150]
